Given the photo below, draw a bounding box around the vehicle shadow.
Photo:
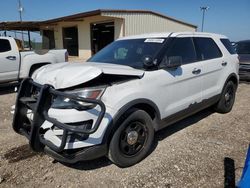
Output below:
[60,156,112,171]
[146,108,214,158]
[0,82,19,95]
[63,108,214,171]
[155,108,214,141]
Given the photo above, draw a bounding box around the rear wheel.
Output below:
[108,109,154,167]
[214,81,236,113]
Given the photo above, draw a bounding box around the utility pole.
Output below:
[18,0,24,44]
[200,6,209,32]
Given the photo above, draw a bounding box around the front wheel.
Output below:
[214,81,237,113]
[108,109,154,167]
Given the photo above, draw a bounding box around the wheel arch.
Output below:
[224,73,239,89]
[29,62,51,77]
[218,73,239,100]
[215,73,238,113]
[102,99,161,145]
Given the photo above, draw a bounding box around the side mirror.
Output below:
[143,56,155,68]
[165,56,182,69]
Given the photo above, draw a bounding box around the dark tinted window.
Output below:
[236,41,250,54]
[165,37,197,64]
[0,39,11,53]
[220,39,236,54]
[194,37,222,60]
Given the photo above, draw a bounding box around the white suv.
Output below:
[13,32,239,167]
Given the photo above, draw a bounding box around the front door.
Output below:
[0,38,19,82]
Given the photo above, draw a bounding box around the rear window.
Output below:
[194,37,222,60]
[0,39,11,53]
[220,39,236,54]
[236,41,250,54]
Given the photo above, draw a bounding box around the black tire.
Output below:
[108,109,154,167]
[214,81,236,113]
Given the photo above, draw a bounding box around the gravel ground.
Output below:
[0,83,249,188]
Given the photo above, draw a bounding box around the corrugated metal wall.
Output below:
[102,12,196,36]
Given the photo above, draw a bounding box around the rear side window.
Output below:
[194,37,222,60]
[220,39,236,54]
[0,39,11,53]
[166,37,197,64]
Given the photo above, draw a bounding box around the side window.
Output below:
[194,37,222,60]
[165,37,197,64]
[220,39,236,54]
[0,39,11,53]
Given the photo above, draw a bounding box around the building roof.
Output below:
[0,9,197,31]
[43,9,197,28]
[0,21,41,31]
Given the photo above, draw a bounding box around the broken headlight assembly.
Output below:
[51,86,106,110]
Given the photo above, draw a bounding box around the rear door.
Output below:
[193,37,224,100]
[0,38,20,82]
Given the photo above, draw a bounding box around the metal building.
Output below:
[0,9,197,60]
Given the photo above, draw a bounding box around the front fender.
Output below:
[101,98,161,145]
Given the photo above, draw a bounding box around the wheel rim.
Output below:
[224,85,234,108]
[119,121,148,157]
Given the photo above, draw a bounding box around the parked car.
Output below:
[235,40,250,81]
[0,37,68,84]
[12,32,239,167]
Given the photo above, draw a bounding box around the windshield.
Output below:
[236,41,250,54]
[87,38,166,69]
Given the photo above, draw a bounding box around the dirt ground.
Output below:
[0,83,249,188]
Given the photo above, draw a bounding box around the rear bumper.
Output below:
[13,78,108,163]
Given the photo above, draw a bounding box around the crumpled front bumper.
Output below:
[12,78,109,163]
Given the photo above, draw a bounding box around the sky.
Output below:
[0,0,249,41]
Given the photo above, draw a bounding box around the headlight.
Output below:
[51,86,105,110]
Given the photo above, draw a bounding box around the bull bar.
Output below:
[12,78,106,153]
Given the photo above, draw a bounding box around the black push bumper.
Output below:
[13,78,107,162]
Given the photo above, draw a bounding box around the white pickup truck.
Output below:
[0,36,68,84]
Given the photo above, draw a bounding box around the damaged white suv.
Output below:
[13,32,239,167]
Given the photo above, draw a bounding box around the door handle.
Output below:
[192,68,201,75]
[6,56,17,61]
[222,62,227,66]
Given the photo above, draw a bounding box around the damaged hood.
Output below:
[32,62,144,89]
